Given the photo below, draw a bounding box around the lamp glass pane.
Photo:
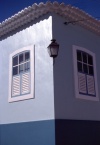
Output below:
[51,47,58,56]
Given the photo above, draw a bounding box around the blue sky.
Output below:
[0,0,100,22]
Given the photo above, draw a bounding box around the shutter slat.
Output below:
[78,73,87,93]
[22,73,30,94]
[12,76,20,96]
[87,75,95,95]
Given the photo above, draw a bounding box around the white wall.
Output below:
[52,13,100,121]
[0,15,54,124]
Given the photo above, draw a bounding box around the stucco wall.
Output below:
[0,15,54,124]
[52,13,100,120]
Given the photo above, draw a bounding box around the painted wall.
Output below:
[0,15,54,124]
[52,13,100,121]
[55,119,100,145]
[1,11,100,145]
[0,120,55,145]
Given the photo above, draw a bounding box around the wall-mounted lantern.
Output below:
[47,39,59,64]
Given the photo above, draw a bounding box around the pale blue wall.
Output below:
[52,13,100,120]
[1,11,100,126]
[0,15,54,124]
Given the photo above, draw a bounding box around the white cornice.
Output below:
[0,1,100,38]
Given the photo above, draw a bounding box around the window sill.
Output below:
[8,94,34,102]
[76,94,99,101]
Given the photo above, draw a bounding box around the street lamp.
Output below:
[47,39,59,64]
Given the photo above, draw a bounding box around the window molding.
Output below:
[73,45,99,101]
[8,45,34,102]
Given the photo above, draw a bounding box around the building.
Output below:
[0,1,100,145]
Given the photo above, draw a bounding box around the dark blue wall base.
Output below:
[1,119,100,145]
[55,119,100,145]
[0,120,55,145]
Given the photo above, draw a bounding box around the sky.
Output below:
[0,0,100,23]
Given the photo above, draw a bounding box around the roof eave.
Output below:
[0,1,100,38]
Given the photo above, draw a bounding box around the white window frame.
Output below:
[8,45,34,102]
[73,45,99,101]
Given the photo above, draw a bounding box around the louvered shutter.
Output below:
[87,75,95,95]
[78,73,87,94]
[12,76,20,96]
[21,72,30,94]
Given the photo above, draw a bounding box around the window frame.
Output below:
[73,45,99,101]
[12,51,30,76]
[8,45,34,102]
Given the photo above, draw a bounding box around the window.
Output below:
[73,45,99,101]
[9,45,34,102]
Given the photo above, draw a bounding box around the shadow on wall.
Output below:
[53,52,100,145]
[55,119,100,145]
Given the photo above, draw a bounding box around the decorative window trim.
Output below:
[73,45,99,101]
[8,45,34,102]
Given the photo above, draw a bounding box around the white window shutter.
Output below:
[87,75,95,95]
[21,72,30,94]
[78,73,87,94]
[12,76,20,96]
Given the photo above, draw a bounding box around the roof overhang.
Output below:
[0,1,100,38]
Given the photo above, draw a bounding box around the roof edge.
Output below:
[0,1,100,38]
